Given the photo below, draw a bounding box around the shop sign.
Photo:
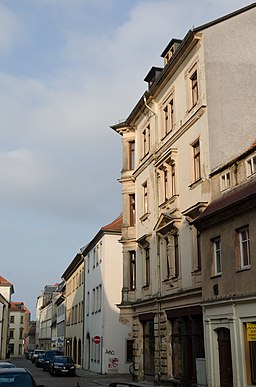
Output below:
[247,322,256,341]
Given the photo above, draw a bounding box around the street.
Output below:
[11,357,137,387]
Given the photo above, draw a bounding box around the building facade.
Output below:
[111,3,256,385]
[194,144,256,387]
[0,276,14,359]
[9,302,30,356]
[62,253,84,366]
[82,215,133,375]
[36,284,60,350]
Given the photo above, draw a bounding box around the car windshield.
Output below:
[54,356,72,364]
[0,373,34,386]
[0,364,15,369]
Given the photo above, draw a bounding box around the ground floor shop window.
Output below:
[245,322,256,385]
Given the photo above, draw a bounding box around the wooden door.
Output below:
[217,328,233,387]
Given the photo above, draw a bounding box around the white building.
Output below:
[111,3,256,385]
[82,215,133,374]
[0,276,14,359]
[36,284,60,350]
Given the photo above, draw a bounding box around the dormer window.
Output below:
[161,38,182,65]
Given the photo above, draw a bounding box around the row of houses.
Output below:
[35,216,132,375]
[35,3,256,386]
[0,276,31,358]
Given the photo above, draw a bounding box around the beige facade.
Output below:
[9,302,30,357]
[195,145,256,387]
[62,253,84,367]
[112,4,256,385]
[0,294,10,359]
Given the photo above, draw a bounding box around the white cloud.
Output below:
[0,4,23,55]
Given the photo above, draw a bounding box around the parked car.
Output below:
[35,354,45,368]
[108,384,142,387]
[49,355,76,376]
[0,367,45,386]
[0,361,15,368]
[25,350,34,360]
[31,349,45,364]
[42,350,63,371]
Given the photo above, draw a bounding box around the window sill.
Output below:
[236,265,251,272]
[210,274,222,279]
[142,284,149,289]
[189,178,202,190]
[140,212,150,222]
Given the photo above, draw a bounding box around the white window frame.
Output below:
[191,139,201,183]
[212,237,222,276]
[162,94,175,137]
[238,226,250,269]
[246,153,256,177]
[220,170,231,191]
[142,181,148,215]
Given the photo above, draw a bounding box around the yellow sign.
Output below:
[247,323,256,341]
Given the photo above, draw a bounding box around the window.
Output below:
[87,254,90,273]
[161,233,179,280]
[145,248,150,286]
[86,292,90,316]
[158,161,176,204]
[246,154,256,177]
[220,171,231,191]
[237,226,250,269]
[163,97,174,136]
[20,316,24,324]
[211,237,222,276]
[129,194,136,226]
[192,140,201,182]
[190,70,198,107]
[142,182,148,215]
[129,141,135,170]
[19,328,23,339]
[92,289,95,314]
[10,316,14,323]
[129,251,136,290]
[9,330,14,339]
[126,340,134,363]
[142,124,150,157]
[174,234,179,277]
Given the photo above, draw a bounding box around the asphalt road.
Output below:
[11,357,140,387]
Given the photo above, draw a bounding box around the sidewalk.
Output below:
[76,368,162,386]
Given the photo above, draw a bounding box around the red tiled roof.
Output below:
[10,301,30,314]
[0,275,13,286]
[101,214,122,232]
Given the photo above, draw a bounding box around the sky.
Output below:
[0,0,252,318]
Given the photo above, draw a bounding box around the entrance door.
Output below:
[143,320,155,376]
[217,328,233,387]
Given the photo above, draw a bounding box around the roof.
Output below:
[80,214,123,258]
[101,214,122,232]
[194,178,256,228]
[0,275,13,286]
[111,3,256,132]
[10,301,30,314]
